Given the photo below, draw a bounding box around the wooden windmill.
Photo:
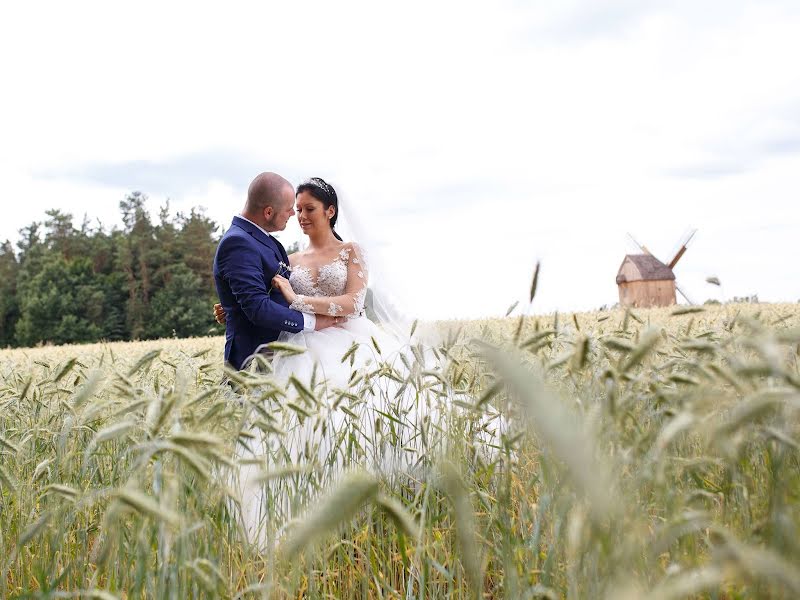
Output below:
[616,230,697,308]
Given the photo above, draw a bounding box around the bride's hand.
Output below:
[213,303,226,325]
[271,274,296,303]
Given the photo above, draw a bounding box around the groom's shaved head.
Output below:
[245,172,293,213]
[242,172,296,232]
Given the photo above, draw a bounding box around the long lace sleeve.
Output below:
[290,243,369,318]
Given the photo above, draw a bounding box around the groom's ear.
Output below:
[263,206,274,220]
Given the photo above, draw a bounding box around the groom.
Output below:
[213,172,335,370]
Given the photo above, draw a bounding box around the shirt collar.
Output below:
[238,215,272,238]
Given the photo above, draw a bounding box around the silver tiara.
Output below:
[306,178,333,198]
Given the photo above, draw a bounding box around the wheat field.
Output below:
[1,302,799,599]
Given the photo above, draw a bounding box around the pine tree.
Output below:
[118,192,157,339]
[0,241,19,347]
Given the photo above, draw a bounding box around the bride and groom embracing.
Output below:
[213,171,397,386]
[214,172,502,548]
[214,172,424,545]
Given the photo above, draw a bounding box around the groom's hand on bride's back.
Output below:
[315,314,338,330]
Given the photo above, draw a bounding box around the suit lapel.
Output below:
[272,236,289,264]
[231,216,283,263]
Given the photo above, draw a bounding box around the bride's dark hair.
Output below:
[296,177,343,241]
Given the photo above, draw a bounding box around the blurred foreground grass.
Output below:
[1,302,799,599]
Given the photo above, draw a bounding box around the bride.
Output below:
[268,177,403,388]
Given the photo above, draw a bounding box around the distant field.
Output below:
[1,302,799,598]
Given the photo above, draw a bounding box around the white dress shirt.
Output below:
[238,215,316,332]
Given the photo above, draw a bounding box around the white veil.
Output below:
[333,198,413,340]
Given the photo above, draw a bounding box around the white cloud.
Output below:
[1,0,798,318]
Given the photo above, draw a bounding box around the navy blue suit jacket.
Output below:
[213,216,305,370]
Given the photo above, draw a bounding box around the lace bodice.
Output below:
[290,251,348,297]
[288,243,368,318]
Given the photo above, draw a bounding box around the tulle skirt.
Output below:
[234,316,503,548]
[273,315,405,389]
[235,317,436,547]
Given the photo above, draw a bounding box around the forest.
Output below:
[0,192,224,348]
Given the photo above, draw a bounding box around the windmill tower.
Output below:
[616,230,697,308]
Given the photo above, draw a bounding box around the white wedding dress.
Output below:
[236,242,448,548]
[273,242,397,388]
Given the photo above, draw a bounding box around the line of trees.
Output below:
[0,192,223,348]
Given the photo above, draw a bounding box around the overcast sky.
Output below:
[1,0,798,319]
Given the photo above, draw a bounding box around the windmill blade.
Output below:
[675,280,695,305]
[627,232,655,257]
[668,228,697,269]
